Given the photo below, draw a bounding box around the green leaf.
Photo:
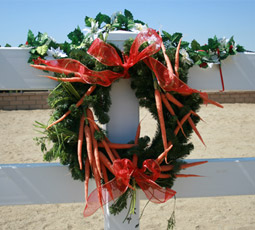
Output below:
[85,16,92,27]
[27,29,35,45]
[95,13,111,27]
[36,44,48,55]
[236,44,245,52]
[4,43,11,47]
[124,9,133,20]
[191,40,201,50]
[171,32,182,44]
[67,27,84,45]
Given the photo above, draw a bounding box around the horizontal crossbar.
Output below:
[1,158,255,206]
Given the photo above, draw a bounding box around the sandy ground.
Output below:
[0,104,255,230]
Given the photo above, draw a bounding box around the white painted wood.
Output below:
[187,52,255,90]
[104,30,140,230]
[1,158,254,206]
[0,47,57,90]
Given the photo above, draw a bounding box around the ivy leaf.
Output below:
[162,30,172,42]
[85,16,92,27]
[124,9,133,20]
[134,19,145,25]
[36,44,48,55]
[67,27,84,45]
[27,29,35,46]
[191,40,201,50]
[171,33,182,45]
[95,12,111,27]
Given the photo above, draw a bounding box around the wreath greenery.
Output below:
[31,9,243,223]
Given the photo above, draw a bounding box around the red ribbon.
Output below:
[217,48,225,91]
[83,158,176,217]
[34,28,162,87]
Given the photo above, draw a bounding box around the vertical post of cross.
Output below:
[104,31,140,230]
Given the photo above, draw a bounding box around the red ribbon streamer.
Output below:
[83,158,176,217]
[217,48,225,91]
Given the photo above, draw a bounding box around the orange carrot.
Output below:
[175,174,202,178]
[165,92,183,108]
[160,160,207,172]
[156,144,173,164]
[84,125,94,167]
[97,142,137,149]
[155,89,168,150]
[132,154,138,168]
[84,158,90,203]
[188,117,206,146]
[174,111,191,136]
[101,164,114,200]
[135,122,141,145]
[161,93,186,137]
[159,32,174,78]
[174,38,182,78]
[86,118,116,163]
[98,151,115,175]
[180,161,208,169]
[40,75,85,83]
[160,164,174,172]
[77,114,85,170]
[46,85,96,130]
[158,173,171,179]
[86,108,102,178]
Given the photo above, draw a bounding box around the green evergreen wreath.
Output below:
[32,10,224,220]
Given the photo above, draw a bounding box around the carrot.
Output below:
[180,161,208,169]
[158,173,171,179]
[97,142,137,149]
[160,160,208,172]
[84,125,94,167]
[98,151,115,175]
[174,38,182,78]
[159,32,174,77]
[174,111,191,136]
[101,164,114,200]
[160,164,174,172]
[103,136,121,159]
[40,75,86,83]
[175,174,202,178]
[84,158,90,203]
[161,93,186,137]
[86,108,102,178]
[77,114,85,170]
[135,122,141,145]
[188,117,206,146]
[46,85,96,130]
[156,143,173,164]
[86,118,116,163]
[165,92,184,108]
[155,89,168,150]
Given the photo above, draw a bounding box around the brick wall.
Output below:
[1,90,255,110]
[0,91,50,110]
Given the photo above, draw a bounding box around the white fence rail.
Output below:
[1,158,255,206]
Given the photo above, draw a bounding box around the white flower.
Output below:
[45,47,67,60]
[131,23,148,33]
[179,49,194,65]
[218,37,229,49]
[83,21,104,41]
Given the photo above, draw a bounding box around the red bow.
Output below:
[32,28,162,87]
[83,158,176,217]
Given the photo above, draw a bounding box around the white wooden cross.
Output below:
[0,32,255,230]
